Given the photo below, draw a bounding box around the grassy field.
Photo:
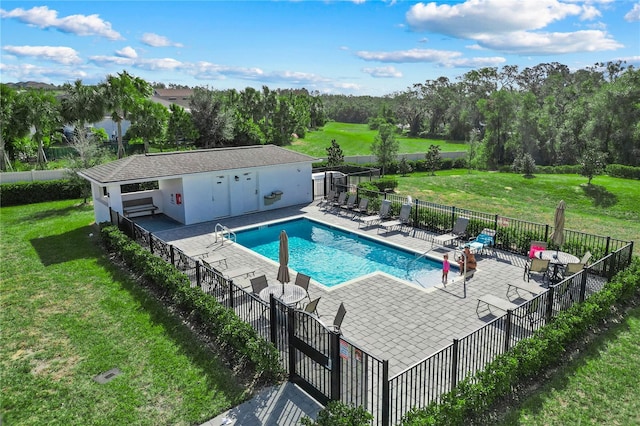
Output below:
[496,307,640,425]
[0,200,248,425]
[395,170,640,251]
[288,122,468,157]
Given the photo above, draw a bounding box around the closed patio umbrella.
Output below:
[277,230,290,295]
[550,200,566,252]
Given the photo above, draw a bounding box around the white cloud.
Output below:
[580,5,601,20]
[362,66,403,78]
[116,46,138,59]
[2,45,82,65]
[0,6,122,40]
[135,58,184,70]
[475,30,622,54]
[0,62,89,82]
[406,0,582,35]
[356,48,462,63]
[141,33,183,48]
[88,55,135,66]
[625,3,640,22]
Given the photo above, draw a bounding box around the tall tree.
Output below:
[60,80,104,129]
[166,104,198,150]
[371,123,398,176]
[20,89,60,168]
[127,99,169,153]
[189,87,235,148]
[326,139,344,167]
[100,71,153,158]
[0,84,30,170]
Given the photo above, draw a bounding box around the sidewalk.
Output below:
[201,382,322,426]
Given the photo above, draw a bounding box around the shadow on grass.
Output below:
[494,307,639,425]
[581,183,618,208]
[29,202,91,221]
[31,226,96,265]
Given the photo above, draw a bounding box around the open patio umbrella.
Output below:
[276,230,290,295]
[550,200,566,253]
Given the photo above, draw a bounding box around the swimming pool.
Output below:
[235,218,441,288]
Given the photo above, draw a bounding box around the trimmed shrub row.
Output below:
[99,224,284,381]
[0,179,84,206]
[401,257,640,425]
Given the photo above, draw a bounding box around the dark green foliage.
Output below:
[370,177,398,192]
[424,144,441,176]
[580,148,607,184]
[512,152,537,176]
[301,401,373,426]
[401,257,640,426]
[326,139,344,167]
[0,179,84,206]
[606,164,640,180]
[99,225,284,380]
[398,157,412,176]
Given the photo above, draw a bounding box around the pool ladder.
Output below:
[210,223,236,247]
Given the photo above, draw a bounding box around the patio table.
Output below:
[260,284,306,306]
[538,250,580,283]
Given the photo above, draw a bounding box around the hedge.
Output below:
[0,179,84,206]
[401,257,640,425]
[99,224,284,381]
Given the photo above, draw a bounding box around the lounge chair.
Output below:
[319,190,336,209]
[350,198,369,218]
[329,192,347,210]
[433,217,469,246]
[580,251,592,266]
[466,228,496,255]
[359,200,392,228]
[379,203,412,233]
[338,194,357,215]
[524,258,550,284]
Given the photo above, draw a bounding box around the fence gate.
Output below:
[286,307,340,405]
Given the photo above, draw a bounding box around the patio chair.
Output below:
[433,217,469,246]
[528,240,547,259]
[379,203,412,233]
[338,194,357,214]
[350,198,369,219]
[327,302,346,333]
[524,258,550,284]
[294,272,311,305]
[303,297,321,316]
[250,275,269,295]
[562,262,584,278]
[580,251,592,266]
[465,228,496,255]
[359,199,392,228]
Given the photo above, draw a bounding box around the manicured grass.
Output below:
[289,122,468,157]
[0,200,248,425]
[396,170,640,253]
[496,307,640,425]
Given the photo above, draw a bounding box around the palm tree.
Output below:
[20,89,60,168]
[100,71,152,158]
[60,80,105,131]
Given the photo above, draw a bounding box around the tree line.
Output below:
[1,61,638,172]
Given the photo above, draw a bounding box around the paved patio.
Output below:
[141,201,533,377]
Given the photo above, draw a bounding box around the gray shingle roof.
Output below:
[79,145,318,184]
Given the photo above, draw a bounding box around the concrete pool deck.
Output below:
[142,201,533,377]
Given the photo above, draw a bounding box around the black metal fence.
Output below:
[110,209,634,425]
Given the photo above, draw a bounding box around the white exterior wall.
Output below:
[159,178,185,223]
[258,162,312,210]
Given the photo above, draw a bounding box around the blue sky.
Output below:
[1,0,639,96]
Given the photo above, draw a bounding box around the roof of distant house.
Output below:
[79,145,318,184]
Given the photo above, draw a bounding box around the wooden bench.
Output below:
[476,294,519,316]
[123,197,158,217]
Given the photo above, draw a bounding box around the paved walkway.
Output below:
[137,201,536,425]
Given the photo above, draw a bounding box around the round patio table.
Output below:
[260,284,306,306]
[538,250,580,283]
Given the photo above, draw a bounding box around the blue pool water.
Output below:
[235,218,440,287]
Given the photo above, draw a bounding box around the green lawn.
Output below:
[496,307,640,425]
[394,170,640,252]
[0,200,248,425]
[288,122,468,157]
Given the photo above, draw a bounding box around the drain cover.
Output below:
[93,368,122,384]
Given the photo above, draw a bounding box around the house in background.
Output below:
[78,145,317,225]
